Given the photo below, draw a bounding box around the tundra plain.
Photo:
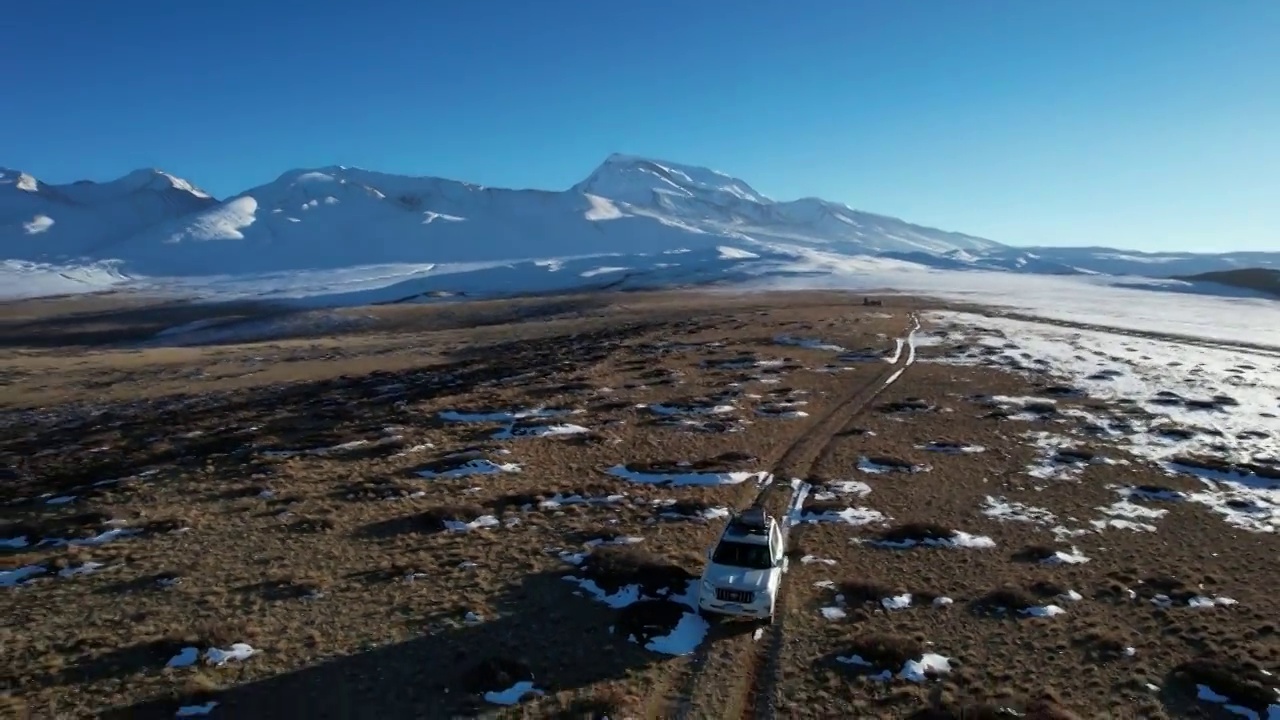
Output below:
[2,290,1278,720]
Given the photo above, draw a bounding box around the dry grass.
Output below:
[578,546,694,596]
[875,522,957,545]
[836,634,924,670]
[1166,659,1280,716]
[2,289,1277,719]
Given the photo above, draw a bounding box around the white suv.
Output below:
[696,505,785,624]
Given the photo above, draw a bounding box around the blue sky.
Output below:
[3,0,1277,252]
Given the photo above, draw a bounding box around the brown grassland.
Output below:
[1,289,1276,719]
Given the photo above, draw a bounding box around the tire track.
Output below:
[737,312,919,720]
[648,313,920,720]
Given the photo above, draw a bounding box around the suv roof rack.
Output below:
[728,505,770,534]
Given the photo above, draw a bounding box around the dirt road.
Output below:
[647,314,921,720]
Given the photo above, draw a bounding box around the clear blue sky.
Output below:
[4,0,1277,252]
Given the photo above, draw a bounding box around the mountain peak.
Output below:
[116,168,214,199]
[1,167,214,200]
[1,167,41,192]
[575,153,770,206]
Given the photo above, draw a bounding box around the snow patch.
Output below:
[811,480,873,501]
[583,194,624,221]
[801,506,888,526]
[607,465,768,487]
[837,652,953,683]
[444,515,501,532]
[562,576,710,656]
[493,422,590,439]
[981,495,1058,525]
[415,459,521,478]
[23,214,54,234]
[868,531,995,550]
[1,565,48,588]
[165,196,258,243]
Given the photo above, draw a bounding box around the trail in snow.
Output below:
[904,314,920,366]
[882,314,920,386]
[886,337,905,364]
[741,319,918,719]
[785,478,813,528]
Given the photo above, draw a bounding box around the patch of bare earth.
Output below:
[2,291,1276,719]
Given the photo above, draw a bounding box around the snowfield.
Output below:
[0,259,134,298]
[928,311,1280,534]
[8,247,1280,354]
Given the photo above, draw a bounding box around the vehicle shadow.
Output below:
[98,570,671,720]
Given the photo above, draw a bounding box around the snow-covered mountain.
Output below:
[0,167,217,260]
[573,154,1003,255]
[2,154,1276,279]
[1,155,1015,276]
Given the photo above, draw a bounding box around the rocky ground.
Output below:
[1,290,1277,720]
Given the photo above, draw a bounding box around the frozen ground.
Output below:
[8,247,1280,352]
[928,310,1280,465]
[752,262,1280,347]
[4,290,1278,719]
[928,311,1280,534]
[0,259,133,299]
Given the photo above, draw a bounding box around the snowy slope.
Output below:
[107,165,744,274]
[138,245,933,307]
[0,259,133,299]
[0,167,217,261]
[574,154,1003,255]
[2,155,1014,276]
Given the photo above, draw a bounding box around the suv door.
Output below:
[769,522,784,563]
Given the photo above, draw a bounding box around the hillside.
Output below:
[1172,268,1280,298]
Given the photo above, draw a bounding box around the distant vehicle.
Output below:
[696,505,785,624]
[862,297,883,306]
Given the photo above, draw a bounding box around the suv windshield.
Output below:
[711,540,773,570]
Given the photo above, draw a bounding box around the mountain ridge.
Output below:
[3,155,1277,279]
[1,165,219,260]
